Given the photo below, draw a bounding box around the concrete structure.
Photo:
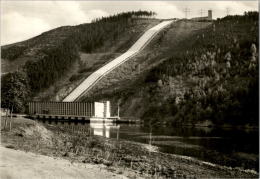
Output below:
[63,20,174,102]
[93,101,110,118]
[208,10,212,20]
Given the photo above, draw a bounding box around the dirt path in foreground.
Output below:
[0,146,127,179]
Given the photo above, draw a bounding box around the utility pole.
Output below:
[184,7,190,19]
[199,9,204,18]
[199,9,204,28]
[226,7,230,16]
[117,102,120,118]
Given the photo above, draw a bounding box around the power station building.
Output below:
[28,101,111,119]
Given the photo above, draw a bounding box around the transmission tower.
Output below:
[199,9,204,18]
[184,7,191,19]
[226,7,230,16]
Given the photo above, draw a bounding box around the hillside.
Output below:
[79,20,211,107]
[1,11,160,111]
[1,11,258,127]
[33,18,160,101]
[78,12,259,127]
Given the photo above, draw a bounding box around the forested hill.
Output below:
[1,11,258,127]
[80,12,258,127]
[141,12,259,126]
[1,11,158,112]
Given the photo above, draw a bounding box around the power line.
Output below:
[198,9,205,28]
[199,9,204,18]
[184,7,191,19]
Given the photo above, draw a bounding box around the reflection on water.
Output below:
[90,123,120,139]
[41,120,120,139]
[40,120,259,171]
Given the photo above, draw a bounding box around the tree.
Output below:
[1,71,30,113]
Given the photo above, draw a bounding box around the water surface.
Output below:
[41,121,259,171]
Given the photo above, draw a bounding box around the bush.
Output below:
[1,71,30,113]
[69,74,83,82]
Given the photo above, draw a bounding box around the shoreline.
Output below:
[1,117,259,178]
[29,116,259,131]
[1,144,258,179]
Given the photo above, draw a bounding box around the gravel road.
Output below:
[0,146,127,179]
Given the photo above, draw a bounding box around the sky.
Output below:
[1,1,258,45]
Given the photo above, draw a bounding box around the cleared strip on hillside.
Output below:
[63,20,174,102]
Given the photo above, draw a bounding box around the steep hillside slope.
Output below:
[79,12,259,127]
[35,19,160,101]
[1,11,159,111]
[1,26,75,74]
[62,20,174,102]
[78,20,211,113]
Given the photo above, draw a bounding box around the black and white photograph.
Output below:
[0,1,259,178]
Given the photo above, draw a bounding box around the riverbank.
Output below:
[1,117,258,178]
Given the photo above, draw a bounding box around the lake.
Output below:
[40,121,259,171]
